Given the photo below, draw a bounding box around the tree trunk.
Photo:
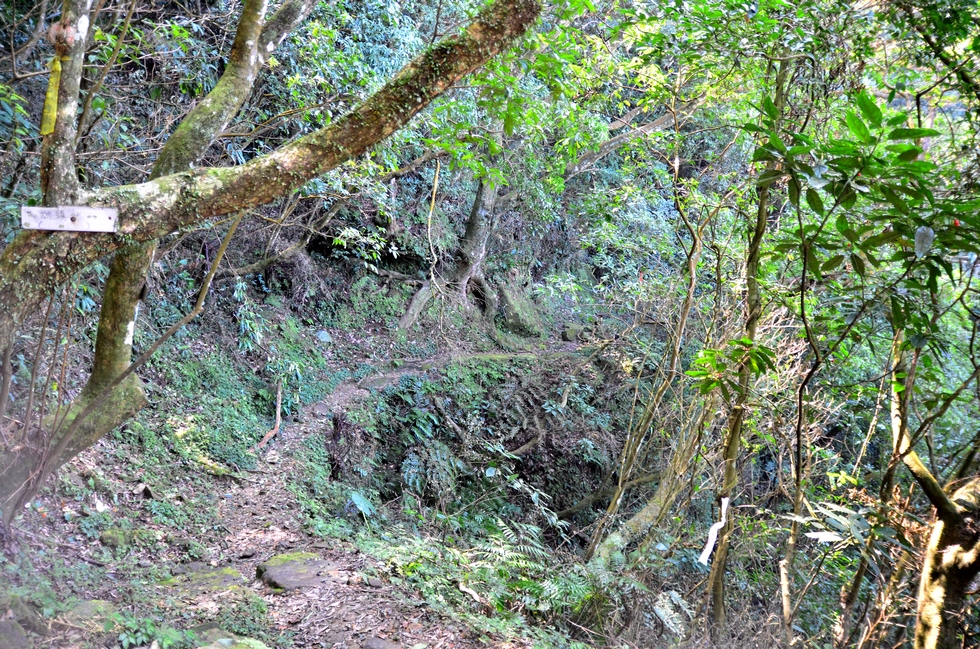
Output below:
[1,0,91,526]
[884,328,980,649]
[706,55,789,640]
[398,176,499,332]
[914,506,980,649]
[58,0,279,485]
[0,0,541,351]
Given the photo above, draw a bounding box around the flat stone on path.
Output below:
[191,625,272,649]
[61,599,116,629]
[256,552,351,590]
[198,637,272,649]
[162,565,246,595]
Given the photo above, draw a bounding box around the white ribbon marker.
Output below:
[698,497,730,565]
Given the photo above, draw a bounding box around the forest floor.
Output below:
[5,354,560,649]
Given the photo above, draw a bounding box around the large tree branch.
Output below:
[0,0,542,347]
[152,0,270,176]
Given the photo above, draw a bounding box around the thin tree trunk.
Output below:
[707,54,789,640]
[586,145,724,562]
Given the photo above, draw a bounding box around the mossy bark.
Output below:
[0,0,92,526]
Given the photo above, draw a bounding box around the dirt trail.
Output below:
[198,437,495,649]
[191,351,577,647]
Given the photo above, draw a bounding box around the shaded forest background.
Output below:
[2,0,980,647]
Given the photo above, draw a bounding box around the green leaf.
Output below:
[845,111,871,143]
[856,91,883,127]
[504,112,516,136]
[349,491,376,518]
[756,169,785,187]
[851,253,866,276]
[806,188,825,215]
[762,97,778,120]
[822,255,845,272]
[880,185,908,214]
[806,246,822,279]
[788,176,800,207]
[888,127,940,140]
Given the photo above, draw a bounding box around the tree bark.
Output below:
[885,329,980,649]
[398,176,500,332]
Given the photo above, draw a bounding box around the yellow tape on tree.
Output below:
[40,57,62,136]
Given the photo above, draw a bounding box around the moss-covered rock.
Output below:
[256,553,349,590]
[260,551,319,567]
[161,566,245,595]
[497,283,543,337]
[562,324,584,341]
[99,528,130,548]
[191,624,272,648]
[62,599,116,629]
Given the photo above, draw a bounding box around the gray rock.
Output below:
[562,324,584,341]
[0,620,32,649]
[316,330,333,343]
[256,552,350,590]
[498,283,543,337]
[362,638,400,649]
[62,599,116,628]
[10,595,47,635]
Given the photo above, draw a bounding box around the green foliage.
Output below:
[362,519,598,642]
[78,510,115,540]
[685,339,777,401]
[0,82,31,151]
[108,612,196,649]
